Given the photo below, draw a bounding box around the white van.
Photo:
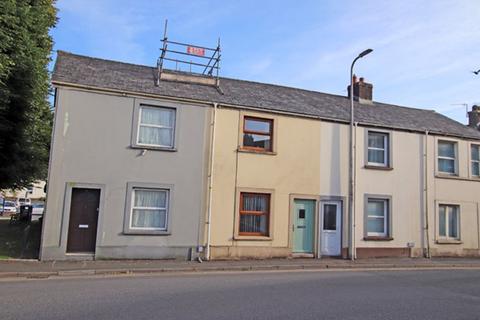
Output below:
[16,198,31,206]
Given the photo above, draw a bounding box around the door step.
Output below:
[291,253,314,258]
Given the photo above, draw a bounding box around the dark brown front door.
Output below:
[66,188,100,253]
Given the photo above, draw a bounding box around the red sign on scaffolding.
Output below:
[187,46,205,56]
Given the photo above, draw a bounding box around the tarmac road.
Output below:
[1,269,480,320]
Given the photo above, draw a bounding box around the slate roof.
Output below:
[52,51,480,140]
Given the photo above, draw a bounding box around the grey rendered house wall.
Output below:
[40,87,210,260]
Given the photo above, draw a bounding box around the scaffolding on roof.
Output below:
[156,20,221,86]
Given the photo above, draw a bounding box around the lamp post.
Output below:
[349,49,373,261]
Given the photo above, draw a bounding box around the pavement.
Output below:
[1,269,480,319]
[0,257,480,280]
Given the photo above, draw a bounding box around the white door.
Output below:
[320,201,342,256]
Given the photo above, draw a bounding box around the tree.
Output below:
[0,0,57,190]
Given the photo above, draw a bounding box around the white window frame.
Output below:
[129,188,169,231]
[471,144,480,177]
[438,204,460,240]
[367,131,389,167]
[366,198,388,237]
[123,182,174,235]
[136,105,176,148]
[437,140,457,175]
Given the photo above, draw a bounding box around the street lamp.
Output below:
[349,48,373,261]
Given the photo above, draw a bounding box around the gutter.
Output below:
[205,102,218,261]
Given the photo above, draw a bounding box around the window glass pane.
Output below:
[323,204,337,230]
[141,107,174,127]
[367,217,385,233]
[472,162,480,176]
[367,200,385,217]
[471,145,480,161]
[139,127,173,146]
[243,134,271,150]
[438,141,455,158]
[368,149,385,164]
[438,159,455,173]
[239,214,267,234]
[439,206,446,237]
[245,118,271,133]
[242,194,267,212]
[131,209,166,229]
[448,208,458,238]
[368,132,386,149]
[134,190,166,208]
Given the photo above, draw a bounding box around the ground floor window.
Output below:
[438,204,459,240]
[239,193,270,236]
[130,188,169,231]
[366,197,389,237]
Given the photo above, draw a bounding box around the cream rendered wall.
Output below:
[210,106,480,259]
[427,136,480,256]
[209,108,322,258]
[355,128,423,251]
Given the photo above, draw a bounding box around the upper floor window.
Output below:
[438,204,459,240]
[367,131,389,167]
[242,117,273,152]
[239,192,270,236]
[437,141,457,174]
[471,144,480,177]
[137,106,176,148]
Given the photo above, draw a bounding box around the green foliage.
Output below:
[0,0,57,189]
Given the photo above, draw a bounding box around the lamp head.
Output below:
[358,49,373,58]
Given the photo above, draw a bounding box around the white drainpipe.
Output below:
[205,102,218,261]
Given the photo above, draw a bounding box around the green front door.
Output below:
[293,199,315,253]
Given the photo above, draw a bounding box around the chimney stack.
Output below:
[468,105,480,130]
[348,75,373,104]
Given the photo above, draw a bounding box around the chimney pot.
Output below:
[468,105,480,131]
[347,76,373,103]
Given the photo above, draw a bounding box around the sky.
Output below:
[51,0,480,124]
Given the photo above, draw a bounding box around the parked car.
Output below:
[3,201,17,216]
[31,203,45,221]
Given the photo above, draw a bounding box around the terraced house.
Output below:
[40,50,480,260]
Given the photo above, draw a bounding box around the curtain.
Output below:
[138,107,174,146]
[448,207,458,238]
[139,127,173,146]
[131,190,167,229]
[141,107,174,126]
[368,132,386,164]
[438,142,455,158]
[439,205,446,237]
[438,159,455,173]
[240,194,268,234]
[367,200,385,233]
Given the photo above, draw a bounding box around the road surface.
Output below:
[1,269,480,320]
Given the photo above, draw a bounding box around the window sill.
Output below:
[234,235,273,241]
[238,148,277,156]
[434,174,480,182]
[130,145,177,152]
[436,239,463,245]
[363,236,394,241]
[123,231,171,236]
[364,165,393,171]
